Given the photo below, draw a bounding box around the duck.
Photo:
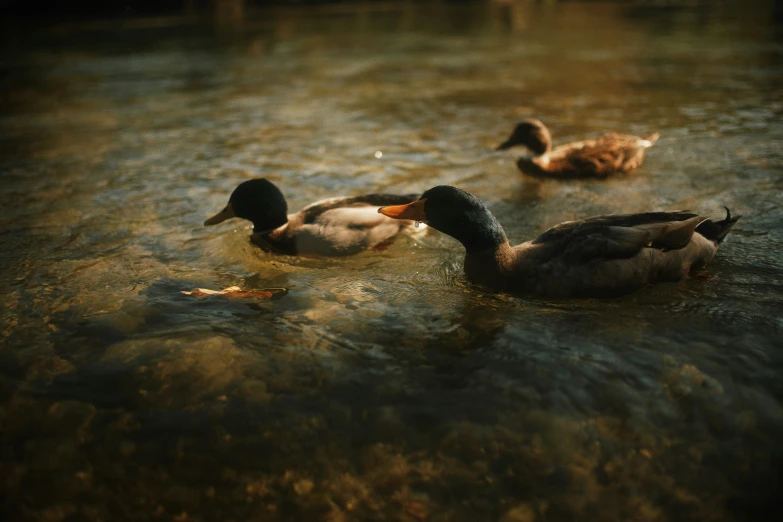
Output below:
[496,119,660,179]
[205,178,422,256]
[378,185,740,297]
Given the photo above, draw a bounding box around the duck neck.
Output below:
[456,214,508,255]
[250,222,295,254]
[251,216,288,236]
[463,241,515,288]
[527,125,552,156]
[530,135,551,156]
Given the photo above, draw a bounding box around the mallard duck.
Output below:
[378,185,740,297]
[496,119,660,178]
[205,179,421,256]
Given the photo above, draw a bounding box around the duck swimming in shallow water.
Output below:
[205,179,421,256]
[496,119,660,179]
[378,185,740,297]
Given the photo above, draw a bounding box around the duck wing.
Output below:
[290,205,415,256]
[277,193,422,256]
[532,211,711,263]
[298,193,421,224]
[548,133,658,177]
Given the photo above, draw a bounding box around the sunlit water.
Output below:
[1,1,782,520]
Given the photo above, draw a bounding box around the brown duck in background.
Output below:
[496,119,660,179]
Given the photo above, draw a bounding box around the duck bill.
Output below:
[204,203,235,226]
[378,198,427,222]
[496,140,513,151]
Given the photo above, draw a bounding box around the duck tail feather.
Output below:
[696,207,742,244]
[645,132,661,145]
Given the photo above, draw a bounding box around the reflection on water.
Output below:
[1,1,782,520]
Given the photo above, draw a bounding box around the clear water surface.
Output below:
[1,1,782,520]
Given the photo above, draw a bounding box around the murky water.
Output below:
[1,1,782,520]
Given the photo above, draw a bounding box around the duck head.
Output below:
[204,178,288,233]
[496,118,552,155]
[378,185,507,254]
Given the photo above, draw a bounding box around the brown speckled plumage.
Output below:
[497,119,659,179]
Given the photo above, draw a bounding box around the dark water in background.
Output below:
[1,1,782,520]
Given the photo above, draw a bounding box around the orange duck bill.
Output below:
[205,203,236,226]
[378,198,427,221]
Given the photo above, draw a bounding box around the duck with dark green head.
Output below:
[379,185,740,297]
[205,179,422,256]
[497,118,660,179]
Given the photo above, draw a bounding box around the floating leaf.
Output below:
[180,286,287,299]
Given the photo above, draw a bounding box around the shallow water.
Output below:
[1,1,782,520]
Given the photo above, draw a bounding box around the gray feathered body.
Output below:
[464,210,740,297]
[251,193,421,256]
